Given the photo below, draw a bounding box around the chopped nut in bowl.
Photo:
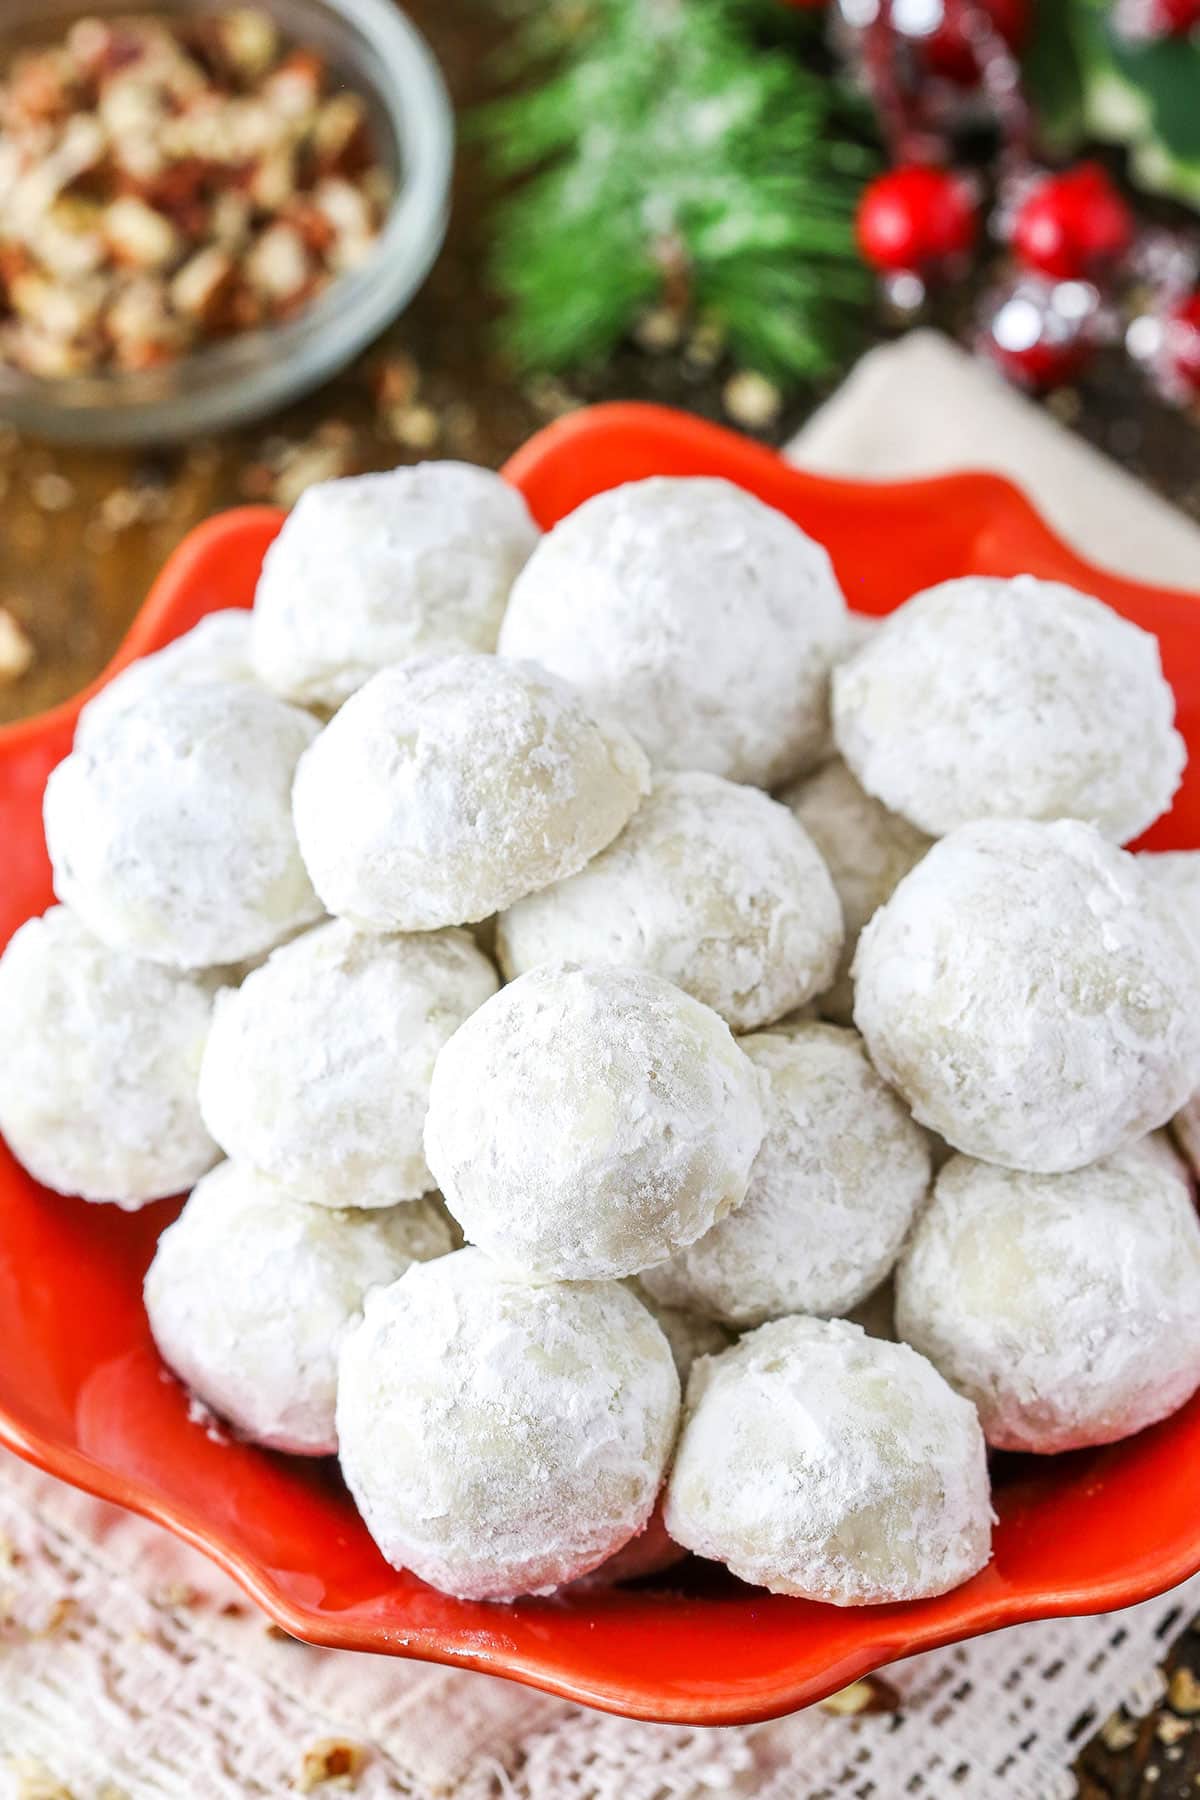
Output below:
[0,0,451,442]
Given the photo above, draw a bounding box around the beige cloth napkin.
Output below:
[1,330,1198,1800]
[790,329,1200,588]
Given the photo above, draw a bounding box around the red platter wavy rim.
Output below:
[1,400,1198,1727]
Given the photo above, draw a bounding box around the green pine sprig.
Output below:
[476,0,878,384]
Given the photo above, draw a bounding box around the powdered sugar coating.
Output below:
[832,575,1185,842]
[1140,851,1200,963]
[641,1024,931,1326]
[45,682,323,969]
[293,656,650,932]
[0,906,219,1206]
[664,1316,991,1605]
[76,610,256,746]
[853,819,1200,1173]
[498,477,847,787]
[146,1163,452,1455]
[496,772,843,1031]
[199,921,498,1209]
[568,1501,684,1588]
[424,963,767,1281]
[895,1138,1200,1452]
[335,1248,680,1599]
[1139,853,1200,1172]
[252,464,539,709]
[782,757,931,1025]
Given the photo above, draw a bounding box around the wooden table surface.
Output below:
[2,2,1199,1790]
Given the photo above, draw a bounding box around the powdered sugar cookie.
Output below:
[664,1317,991,1604]
[853,819,1200,1173]
[252,463,539,709]
[641,1023,930,1326]
[146,1163,452,1454]
[424,963,766,1280]
[833,575,1184,842]
[0,906,219,1206]
[499,477,847,787]
[335,1249,680,1599]
[895,1138,1200,1452]
[497,772,843,1031]
[45,682,322,969]
[293,656,649,932]
[199,920,498,1209]
[76,611,257,747]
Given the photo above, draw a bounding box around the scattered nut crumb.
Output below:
[31,471,76,512]
[1159,1712,1193,1744]
[1100,1710,1138,1751]
[33,1595,76,1637]
[1170,1666,1200,1715]
[683,318,725,371]
[271,441,354,508]
[297,1739,368,1792]
[525,375,581,420]
[98,484,167,532]
[0,608,35,682]
[722,369,782,431]
[385,403,438,452]
[634,307,684,354]
[151,1581,199,1609]
[6,1757,75,1800]
[820,1673,900,1716]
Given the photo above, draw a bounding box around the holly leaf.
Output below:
[1106,32,1200,163]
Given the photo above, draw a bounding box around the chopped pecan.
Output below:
[0,10,389,377]
[104,195,181,270]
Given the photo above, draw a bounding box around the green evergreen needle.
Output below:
[475,0,878,385]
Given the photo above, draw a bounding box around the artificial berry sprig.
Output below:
[856,164,979,279]
[980,273,1106,387]
[1010,164,1134,281]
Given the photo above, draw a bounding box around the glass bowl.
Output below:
[0,0,453,444]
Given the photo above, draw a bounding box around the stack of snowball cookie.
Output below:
[4,461,1200,1611]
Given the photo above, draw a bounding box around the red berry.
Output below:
[856,165,977,275]
[1164,294,1200,394]
[1116,0,1200,36]
[1012,164,1134,281]
[920,0,1030,84]
[1127,291,1200,404]
[1157,0,1200,27]
[983,276,1099,389]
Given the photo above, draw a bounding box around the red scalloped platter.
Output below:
[1,402,1199,1725]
